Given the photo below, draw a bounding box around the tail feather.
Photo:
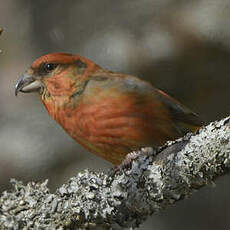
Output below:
[156,89,204,133]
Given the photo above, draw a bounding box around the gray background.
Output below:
[0,0,230,229]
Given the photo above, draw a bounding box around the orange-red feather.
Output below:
[28,53,203,165]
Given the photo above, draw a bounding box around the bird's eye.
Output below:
[43,63,57,72]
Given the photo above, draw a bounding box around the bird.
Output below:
[15,53,203,165]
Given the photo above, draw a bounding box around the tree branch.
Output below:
[0,116,229,230]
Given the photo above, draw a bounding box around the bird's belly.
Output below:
[56,108,142,164]
[54,100,177,165]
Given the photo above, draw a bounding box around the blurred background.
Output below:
[0,0,230,229]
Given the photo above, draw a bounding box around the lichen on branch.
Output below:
[0,116,229,230]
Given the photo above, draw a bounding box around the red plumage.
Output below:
[16,53,203,165]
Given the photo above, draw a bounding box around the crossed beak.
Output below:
[15,73,43,96]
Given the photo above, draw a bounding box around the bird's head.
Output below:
[15,53,101,99]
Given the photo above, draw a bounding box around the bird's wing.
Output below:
[84,73,203,143]
[153,88,204,133]
[90,72,204,133]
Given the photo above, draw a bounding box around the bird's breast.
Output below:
[41,91,177,164]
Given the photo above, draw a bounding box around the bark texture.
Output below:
[0,117,229,230]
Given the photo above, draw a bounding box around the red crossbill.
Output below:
[15,53,203,165]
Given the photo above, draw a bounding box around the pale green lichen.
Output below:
[0,117,229,229]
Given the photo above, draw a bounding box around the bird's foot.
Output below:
[108,147,155,178]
